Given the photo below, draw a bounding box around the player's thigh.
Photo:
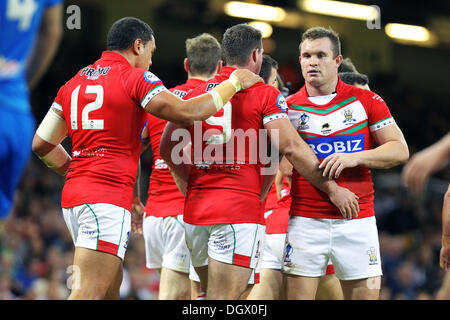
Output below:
[284,273,321,300]
[70,247,121,299]
[437,271,450,300]
[207,257,252,300]
[339,276,381,300]
[282,217,330,277]
[331,217,382,281]
[316,274,343,300]
[63,203,131,260]
[158,267,190,300]
[246,268,284,300]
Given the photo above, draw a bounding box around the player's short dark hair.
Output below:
[339,72,369,86]
[339,57,358,73]
[300,26,341,58]
[106,17,154,51]
[222,23,262,66]
[186,33,222,77]
[259,54,278,84]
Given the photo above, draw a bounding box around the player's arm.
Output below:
[32,107,71,176]
[261,172,276,201]
[131,159,144,234]
[402,132,450,193]
[265,118,360,219]
[26,3,63,89]
[320,124,409,179]
[159,122,192,196]
[275,157,293,199]
[440,185,450,271]
[145,70,262,126]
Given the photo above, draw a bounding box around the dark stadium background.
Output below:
[1,0,449,299]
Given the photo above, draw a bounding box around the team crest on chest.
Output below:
[342,108,357,125]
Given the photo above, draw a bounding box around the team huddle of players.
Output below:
[28,16,450,300]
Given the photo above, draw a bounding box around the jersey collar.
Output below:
[100,51,132,67]
[302,76,345,97]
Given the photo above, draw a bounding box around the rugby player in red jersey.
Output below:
[283,27,409,300]
[160,23,360,300]
[31,17,262,300]
[139,33,222,300]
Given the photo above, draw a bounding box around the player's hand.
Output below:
[440,245,450,271]
[328,185,360,219]
[231,69,263,90]
[319,153,359,180]
[401,149,437,194]
[131,197,145,234]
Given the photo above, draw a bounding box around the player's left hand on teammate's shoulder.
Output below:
[319,153,359,179]
[131,197,145,234]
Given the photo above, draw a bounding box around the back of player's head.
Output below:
[107,17,154,51]
[222,23,262,66]
[300,26,341,58]
[339,57,358,73]
[185,33,222,77]
[339,72,369,86]
[259,54,278,84]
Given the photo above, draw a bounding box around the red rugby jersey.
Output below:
[53,51,167,211]
[144,78,205,217]
[286,78,394,219]
[183,66,288,225]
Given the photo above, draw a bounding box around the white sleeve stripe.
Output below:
[369,117,396,132]
[141,86,167,108]
[263,113,288,125]
[51,102,63,111]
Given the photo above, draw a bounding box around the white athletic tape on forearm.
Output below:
[36,107,68,145]
[228,71,242,92]
[209,89,224,112]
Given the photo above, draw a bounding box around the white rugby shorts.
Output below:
[185,223,265,272]
[143,214,190,273]
[261,233,287,270]
[282,216,382,280]
[62,203,131,260]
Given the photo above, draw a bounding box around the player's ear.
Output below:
[335,54,343,67]
[216,60,223,75]
[132,39,143,55]
[251,49,258,64]
[184,58,189,73]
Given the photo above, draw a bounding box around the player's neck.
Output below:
[226,64,258,74]
[305,76,338,97]
[188,74,212,81]
[112,50,137,67]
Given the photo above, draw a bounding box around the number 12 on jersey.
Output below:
[70,85,104,130]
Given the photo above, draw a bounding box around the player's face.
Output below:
[267,67,278,88]
[299,38,340,87]
[138,37,156,70]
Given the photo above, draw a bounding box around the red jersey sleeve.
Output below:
[261,86,288,125]
[366,92,395,133]
[125,69,167,108]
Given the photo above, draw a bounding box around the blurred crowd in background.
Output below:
[0,63,448,300]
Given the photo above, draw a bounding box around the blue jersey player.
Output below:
[0,0,63,218]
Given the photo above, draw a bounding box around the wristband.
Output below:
[443,235,450,247]
[228,71,242,92]
[209,89,224,112]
